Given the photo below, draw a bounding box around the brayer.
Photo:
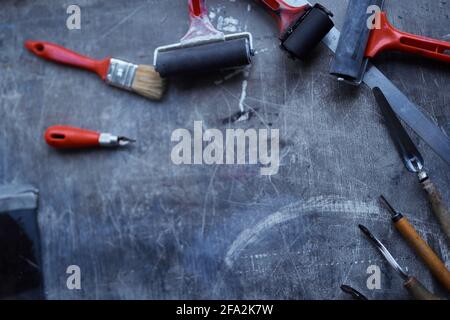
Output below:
[255,0,334,60]
[330,0,450,85]
[153,0,254,78]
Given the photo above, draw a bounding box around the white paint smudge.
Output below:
[217,16,240,33]
[255,48,269,55]
[209,12,216,19]
[238,80,248,112]
[224,196,382,267]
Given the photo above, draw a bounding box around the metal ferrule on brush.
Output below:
[106,58,137,90]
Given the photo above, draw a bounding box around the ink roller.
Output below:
[330,0,450,85]
[153,0,254,78]
[255,0,334,59]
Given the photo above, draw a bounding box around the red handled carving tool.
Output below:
[358,224,442,300]
[25,41,165,100]
[45,125,135,149]
[153,0,254,78]
[331,0,450,85]
[255,0,334,59]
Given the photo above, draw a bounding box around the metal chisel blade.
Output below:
[373,87,424,172]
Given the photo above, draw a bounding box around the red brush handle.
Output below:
[255,0,311,34]
[45,125,101,149]
[366,12,450,63]
[188,0,207,19]
[24,40,111,80]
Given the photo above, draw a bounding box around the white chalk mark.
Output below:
[216,16,240,32]
[100,5,144,39]
[255,48,269,55]
[238,80,248,112]
[225,196,381,267]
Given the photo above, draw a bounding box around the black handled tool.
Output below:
[340,285,368,300]
[358,225,442,300]
[373,88,450,240]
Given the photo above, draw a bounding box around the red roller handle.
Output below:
[188,0,207,19]
[24,40,111,80]
[45,125,101,149]
[366,12,450,63]
[255,0,311,34]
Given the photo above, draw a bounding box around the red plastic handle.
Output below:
[188,0,207,19]
[366,12,450,63]
[45,125,101,149]
[24,40,111,80]
[255,0,310,34]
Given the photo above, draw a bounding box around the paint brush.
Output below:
[25,40,165,100]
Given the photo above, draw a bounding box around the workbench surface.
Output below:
[1,0,449,299]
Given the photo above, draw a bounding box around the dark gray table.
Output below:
[1,0,449,299]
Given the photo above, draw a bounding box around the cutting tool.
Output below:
[373,88,450,240]
[359,224,441,300]
[45,125,135,149]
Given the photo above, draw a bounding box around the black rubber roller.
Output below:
[155,38,252,78]
[280,4,334,60]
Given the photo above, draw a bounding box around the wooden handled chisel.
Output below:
[380,196,450,293]
[373,88,450,241]
[359,225,442,300]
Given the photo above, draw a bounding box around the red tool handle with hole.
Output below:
[45,125,101,149]
[366,12,450,63]
[255,0,311,34]
[24,40,111,79]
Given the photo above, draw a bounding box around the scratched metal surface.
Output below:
[0,0,449,299]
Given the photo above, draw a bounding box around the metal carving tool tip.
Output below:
[340,285,368,300]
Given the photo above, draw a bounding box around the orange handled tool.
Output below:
[45,125,135,149]
[380,196,450,293]
[366,12,450,63]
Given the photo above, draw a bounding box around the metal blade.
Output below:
[373,87,424,172]
[322,27,450,166]
[364,67,450,166]
[358,225,409,281]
